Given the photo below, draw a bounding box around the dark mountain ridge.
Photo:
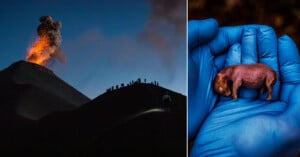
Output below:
[0,61,186,156]
[0,60,90,119]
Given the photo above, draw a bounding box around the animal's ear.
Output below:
[219,87,223,92]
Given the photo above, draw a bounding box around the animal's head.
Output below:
[213,73,231,96]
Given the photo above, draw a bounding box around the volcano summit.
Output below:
[0,60,90,119]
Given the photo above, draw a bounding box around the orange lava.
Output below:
[26,36,52,66]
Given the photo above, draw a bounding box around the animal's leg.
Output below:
[266,76,276,100]
[232,79,242,99]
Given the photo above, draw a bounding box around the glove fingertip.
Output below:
[188,18,219,50]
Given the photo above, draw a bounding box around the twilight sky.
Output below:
[0,0,186,98]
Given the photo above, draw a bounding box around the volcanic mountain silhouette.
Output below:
[0,60,90,119]
[0,61,186,157]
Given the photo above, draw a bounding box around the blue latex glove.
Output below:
[189,19,300,156]
[188,18,219,140]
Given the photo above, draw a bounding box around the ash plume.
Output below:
[140,0,186,68]
[27,16,66,66]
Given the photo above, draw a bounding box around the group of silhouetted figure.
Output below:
[106,78,160,92]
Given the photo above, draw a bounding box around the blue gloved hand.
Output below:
[189,19,300,156]
[188,18,219,140]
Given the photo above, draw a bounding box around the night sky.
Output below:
[0,0,186,98]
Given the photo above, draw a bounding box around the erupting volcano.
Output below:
[26,16,66,66]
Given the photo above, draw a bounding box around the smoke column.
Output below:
[140,0,186,68]
[26,16,66,66]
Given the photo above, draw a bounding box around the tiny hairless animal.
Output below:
[213,63,277,100]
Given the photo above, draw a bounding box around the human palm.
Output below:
[189,19,300,156]
[192,97,300,157]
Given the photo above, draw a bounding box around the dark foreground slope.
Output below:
[38,84,186,156]
[0,61,90,119]
[0,81,186,156]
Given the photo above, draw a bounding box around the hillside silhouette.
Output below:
[0,61,186,157]
[0,61,90,119]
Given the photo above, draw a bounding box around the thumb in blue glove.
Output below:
[188,18,219,140]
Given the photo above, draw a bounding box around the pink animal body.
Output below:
[213,63,277,100]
